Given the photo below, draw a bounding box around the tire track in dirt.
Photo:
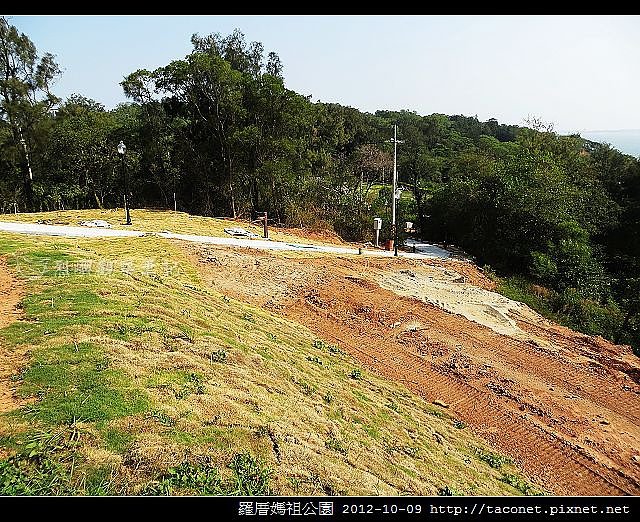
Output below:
[385,354,632,496]
[440,326,640,426]
[0,256,27,413]
[284,278,640,496]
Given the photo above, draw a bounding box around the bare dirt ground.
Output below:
[0,257,27,414]
[189,244,640,496]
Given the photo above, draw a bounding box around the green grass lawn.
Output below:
[0,230,541,495]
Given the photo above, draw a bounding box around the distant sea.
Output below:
[579,129,640,158]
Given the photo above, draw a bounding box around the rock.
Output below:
[80,219,111,228]
[632,455,640,464]
[433,399,450,408]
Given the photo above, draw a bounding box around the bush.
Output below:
[550,289,623,339]
[530,251,557,282]
[228,453,272,495]
[146,453,272,496]
[146,461,223,495]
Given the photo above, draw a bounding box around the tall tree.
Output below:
[0,16,60,211]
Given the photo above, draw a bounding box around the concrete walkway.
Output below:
[0,220,450,260]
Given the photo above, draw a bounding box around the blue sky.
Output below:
[9,15,640,136]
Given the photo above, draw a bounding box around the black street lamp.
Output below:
[117,140,132,225]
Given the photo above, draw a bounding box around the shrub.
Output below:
[228,453,272,495]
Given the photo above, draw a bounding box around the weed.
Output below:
[94,358,110,372]
[174,389,189,400]
[228,452,272,495]
[254,426,269,438]
[329,345,345,355]
[352,389,371,403]
[428,408,445,418]
[453,420,466,429]
[287,475,301,493]
[325,436,348,455]
[438,485,461,496]
[314,339,345,355]
[0,454,73,495]
[242,313,255,323]
[298,381,317,396]
[306,355,323,366]
[175,373,206,399]
[313,339,326,350]
[500,473,542,495]
[322,392,334,404]
[148,410,176,427]
[363,426,380,440]
[0,429,76,495]
[267,333,277,342]
[210,349,228,363]
[328,408,344,421]
[402,446,419,457]
[475,448,512,469]
[349,369,362,380]
[146,461,224,495]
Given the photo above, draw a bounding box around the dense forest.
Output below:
[1,18,639,353]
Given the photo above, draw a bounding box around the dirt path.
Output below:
[0,257,27,413]
[190,246,640,495]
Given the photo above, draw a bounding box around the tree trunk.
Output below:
[229,180,237,218]
[20,154,34,212]
[228,154,236,218]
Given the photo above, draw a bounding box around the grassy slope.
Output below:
[0,209,337,246]
[0,230,539,496]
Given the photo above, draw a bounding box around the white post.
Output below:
[392,124,397,230]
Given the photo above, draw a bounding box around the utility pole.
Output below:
[389,124,404,254]
[392,124,398,230]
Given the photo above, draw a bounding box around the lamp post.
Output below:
[117,140,132,225]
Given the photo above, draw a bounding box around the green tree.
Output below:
[0,16,60,211]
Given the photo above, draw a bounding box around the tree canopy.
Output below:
[1,20,639,353]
